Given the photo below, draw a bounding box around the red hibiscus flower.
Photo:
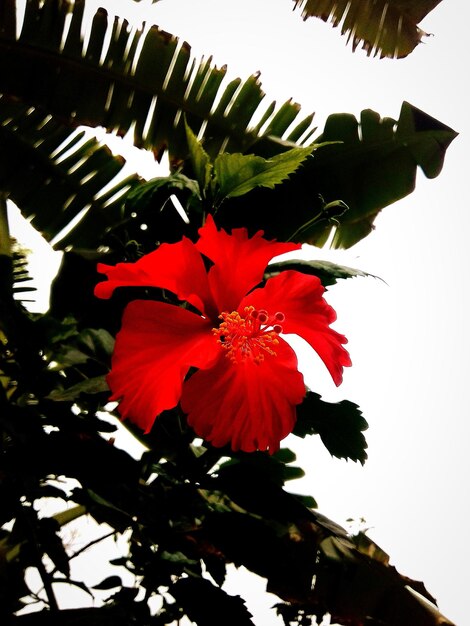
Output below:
[94,216,351,453]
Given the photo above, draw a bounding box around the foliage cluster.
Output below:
[0,1,457,625]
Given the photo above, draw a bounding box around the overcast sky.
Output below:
[9,1,469,624]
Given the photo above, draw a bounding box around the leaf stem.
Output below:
[286,210,326,242]
[68,530,116,561]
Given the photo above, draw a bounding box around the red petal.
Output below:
[196,215,301,312]
[107,301,218,433]
[181,339,306,453]
[242,270,351,386]
[94,238,217,317]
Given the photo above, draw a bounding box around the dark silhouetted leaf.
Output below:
[309,103,458,248]
[47,375,109,401]
[92,575,122,590]
[0,2,315,161]
[171,576,255,626]
[294,0,443,58]
[217,448,305,489]
[4,606,147,625]
[37,517,70,576]
[353,531,390,565]
[294,392,368,464]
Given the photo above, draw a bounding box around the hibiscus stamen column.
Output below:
[214,306,286,364]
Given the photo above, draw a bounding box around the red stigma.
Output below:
[213,306,285,363]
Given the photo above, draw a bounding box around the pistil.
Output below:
[213,306,285,363]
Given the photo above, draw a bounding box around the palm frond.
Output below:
[215,102,457,248]
[0,96,142,249]
[11,238,36,303]
[293,0,443,58]
[0,1,457,252]
[0,0,315,162]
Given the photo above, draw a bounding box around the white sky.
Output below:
[8,1,470,624]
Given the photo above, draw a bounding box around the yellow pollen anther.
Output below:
[213,306,284,364]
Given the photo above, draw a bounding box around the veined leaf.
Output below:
[266,258,376,287]
[213,146,314,202]
[217,102,456,248]
[184,120,212,195]
[126,173,200,210]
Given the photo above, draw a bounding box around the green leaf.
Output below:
[184,119,212,194]
[216,102,456,249]
[77,329,115,360]
[213,146,314,203]
[125,173,200,212]
[353,531,390,565]
[0,99,142,250]
[0,2,455,252]
[52,505,87,528]
[0,2,316,160]
[294,392,368,464]
[161,551,198,566]
[292,494,318,509]
[266,258,376,287]
[214,456,314,524]
[312,103,458,248]
[311,534,450,626]
[82,489,132,531]
[49,327,115,370]
[218,447,305,489]
[47,375,109,402]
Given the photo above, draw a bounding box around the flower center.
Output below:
[213,306,285,364]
